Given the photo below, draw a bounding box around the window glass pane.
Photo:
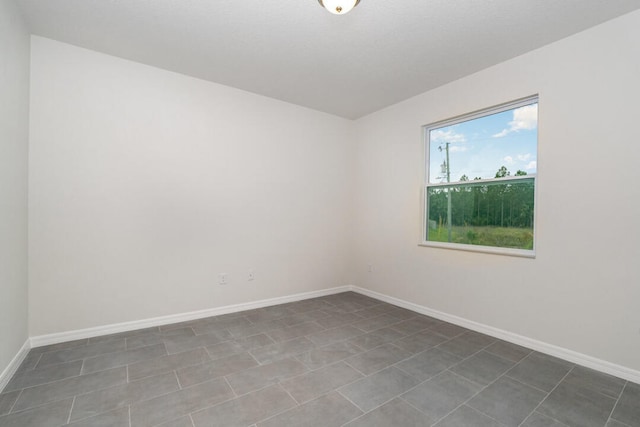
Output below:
[429,102,538,184]
[426,178,535,250]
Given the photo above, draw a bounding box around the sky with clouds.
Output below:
[428,102,538,183]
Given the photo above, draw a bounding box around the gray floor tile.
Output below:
[130,377,234,427]
[4,360,82,391]
[70,371,179,422]
[128,347,211,381]
[82,343,167,374]
[279,310,331,327]
[226,319,288,339]
[156,416,194,427]
[191,384,296,427]
[394,330,449,354]
[343,398,432,427]
[351,314,404,332]
[485,340,533,363]
[266,321,326,342]
[467,376,547,426]
[401,370,482,423]
[205,334,274,360]
[352,305,397,319]
[521,411,569,427]
[163,330,232,354]
[339,366,420,412]
[283,299,334,314]
[347,327,407,351]
[245,306,296,323]
[258,392,362,427]
[437,331,495,358]
[316,313,364,329]
[225,358,308,395]
[295,340,364,370]
[450,350,514,386]
[88,327,159,344]
[386,307,419,321]
[307,325,365,347]
[0,391,20,416]
[2,293,635,427]
[429,322,468,338]
[191,317,251,335]
[538,382,617,427]
[345,343,412,375]
[611,382,640,427]
[67,406,129,426]
[433,405,504,427]
[0,398,73,427]
[249,336,316,364]
[389,316,440,335]
[126,327,195,350]
[15,352,42,373]
[563,366,626,399]
[37,340,126,368]
[176,351,258,388]
[12,367,127,412]
[280,361,363,403]
[395,347,463,382]
[29,339,89,355]
[506,352,573,392]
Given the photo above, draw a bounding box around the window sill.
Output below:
[419,241,536,258]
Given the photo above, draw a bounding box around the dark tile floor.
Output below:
[0,292,638,426]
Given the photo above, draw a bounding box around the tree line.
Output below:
[429,166,535,229]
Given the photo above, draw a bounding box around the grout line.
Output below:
[222,376,238,397]
[605,380,628,426]
[66,396,76,425]
[7,389,23,414]
[517,366,576,427]
[173,370,183,390]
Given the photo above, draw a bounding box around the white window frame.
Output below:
[420,95,539,258]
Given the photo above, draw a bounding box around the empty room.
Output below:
[1,0,639,426]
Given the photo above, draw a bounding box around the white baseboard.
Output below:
[351,286,640,384]
[0,339,30,393]
[30,286,352,348]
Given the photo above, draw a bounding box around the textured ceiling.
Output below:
[17,0,640,119]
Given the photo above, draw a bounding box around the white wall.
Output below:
[0,0,30,377]
[353,11,640,372]
[28,37,355,336]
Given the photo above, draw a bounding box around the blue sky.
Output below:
[429,102,538,183]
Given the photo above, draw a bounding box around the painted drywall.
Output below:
[353,10,640,371]
[0,0,30,378]
[28,36,355,335]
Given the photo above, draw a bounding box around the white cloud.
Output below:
[503,156,514,164]
[431,129,466,144]
[493,104,538,138]
[525,160,537,170]
[517,153,531,161]
[450,146,467,152]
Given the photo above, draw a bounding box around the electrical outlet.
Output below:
[248,270,255,281]
[219,273,228,285]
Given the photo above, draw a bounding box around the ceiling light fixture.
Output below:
[318,0,360,15]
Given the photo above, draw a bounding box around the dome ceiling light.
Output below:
[318,0,361,15]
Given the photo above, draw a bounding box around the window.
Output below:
[422,96,538,257]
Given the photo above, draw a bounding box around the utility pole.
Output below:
[439,142,452,242]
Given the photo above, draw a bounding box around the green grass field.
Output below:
[428,225,534,250]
